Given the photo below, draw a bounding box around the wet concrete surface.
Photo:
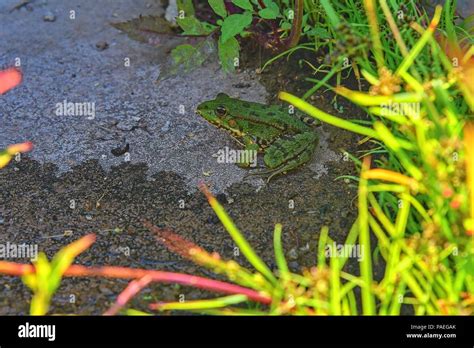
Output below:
[0,0,372,314]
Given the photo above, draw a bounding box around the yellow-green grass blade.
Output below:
[200,184,277,285]
[153,294,249,311]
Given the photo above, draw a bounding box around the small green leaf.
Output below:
[220,12,253,43]
[177,0,195,16]
[263,0,277,6]
[171,44,205,68]
[305,27,331,39]
[159,37,217,81]
[280,22,292,30]
[218,36,240,72]
[258,0,280,20]
[258,7,279,19]
[209,0,227,18]
[177,16,215,35]
[232,0,254,11]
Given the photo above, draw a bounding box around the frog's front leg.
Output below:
[260,132,318,181]
[235,136,259,168]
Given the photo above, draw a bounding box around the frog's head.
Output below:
[196,93,237,130]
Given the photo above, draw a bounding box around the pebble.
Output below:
[95,41,109,51]
[299,243,310,252]
[289,261,300,271]
[117,120,137,131]
[207,215,220,225]
[287,247,298,261]
[43,11,56,22]
[160,121,171,132]
[98,285,114,296]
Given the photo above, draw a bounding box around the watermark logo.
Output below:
[0,242,38,261]
[55,99,95,119]
[216,146,257,168]
[18,323,55,341]
[380,101,420,118]
[325,242,364,262]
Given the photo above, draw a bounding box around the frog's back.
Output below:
[264,104,318,132]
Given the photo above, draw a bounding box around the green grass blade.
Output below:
[154,294,249,311]
[359,157,376,314]
[273,223,289,276]
[201,184,277,285]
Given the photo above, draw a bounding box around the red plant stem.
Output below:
[0,262,272,304]
[281,0,303,51]
[104,275,153,315]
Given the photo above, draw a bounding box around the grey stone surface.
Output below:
[0,0,338,192]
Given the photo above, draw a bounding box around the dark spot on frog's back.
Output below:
[242,102,251,108]
[267,112,276,116]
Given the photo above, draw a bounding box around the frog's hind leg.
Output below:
[249,132,318,182]
[266,149,314,182]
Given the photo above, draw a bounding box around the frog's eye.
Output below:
[215,105,227,117]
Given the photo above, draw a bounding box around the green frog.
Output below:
[196,93,319,181]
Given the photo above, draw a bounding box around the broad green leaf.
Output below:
[220,12,253,43]
[209,0,227,18]
[218,36,240,72]
[232,0,253,11]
